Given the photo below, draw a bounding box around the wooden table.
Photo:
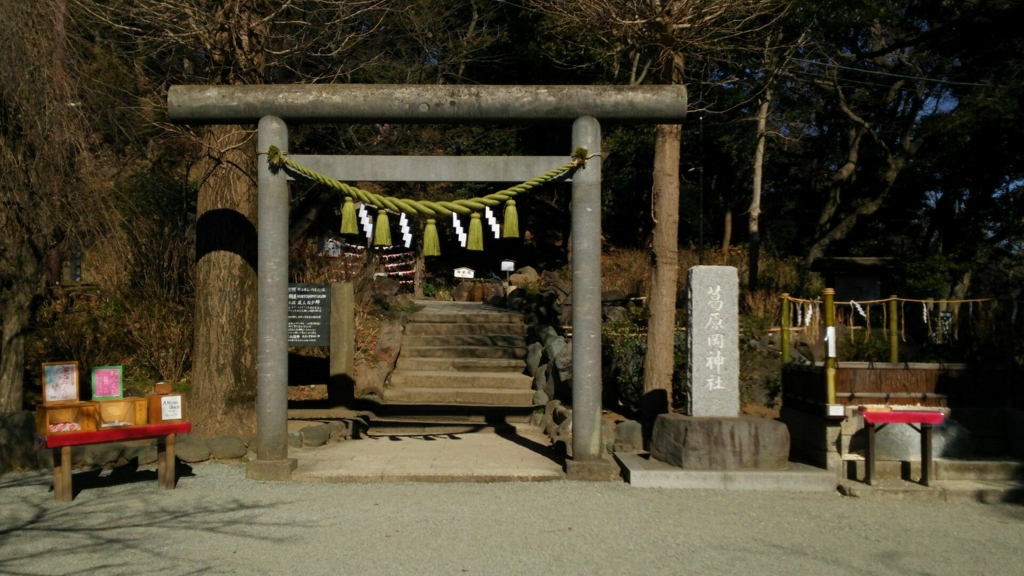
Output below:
[39,422,192,502]
[861,410,945,487]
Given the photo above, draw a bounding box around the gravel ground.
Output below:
[2,462,1022,575]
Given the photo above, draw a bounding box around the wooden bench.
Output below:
[861,410,945,487]
[39,422,192,502]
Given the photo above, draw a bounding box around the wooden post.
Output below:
[921,425,933,487]
[889,296,899,363]
[330,282,355,405]
[780,294,791,365]
[52,446,72,502]
[866,423,876,486]
[824,288,836,405]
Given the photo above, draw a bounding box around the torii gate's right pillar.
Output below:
[567,117,617,480]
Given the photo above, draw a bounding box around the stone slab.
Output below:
[246,458,298,481]
[650,414,790,470]
[615,453,836,492]
[687,266,739,417]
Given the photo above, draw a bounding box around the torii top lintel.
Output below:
[168,84,687,124]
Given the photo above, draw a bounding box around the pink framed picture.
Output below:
[42,361,79,405]
[91,366,123,400]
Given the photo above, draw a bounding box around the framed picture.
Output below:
[42,361,79,405]
[91,366,124,400]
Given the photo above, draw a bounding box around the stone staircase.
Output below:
[383,302,535,409]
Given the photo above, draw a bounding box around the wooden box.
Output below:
[148,393,186,424]
[96,398,149,428]
[36,402,98,435]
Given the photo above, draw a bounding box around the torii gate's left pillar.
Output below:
[247,115,297,480]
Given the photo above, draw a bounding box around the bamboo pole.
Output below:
[781,294,791,364]
[824,288,836,405]
[889,295,898,363]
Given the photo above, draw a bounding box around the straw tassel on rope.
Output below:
[503,200,519,238]
[423,218,440,256]
[340,197,358,235]
[468,212,484,251]
[374,210,392,246]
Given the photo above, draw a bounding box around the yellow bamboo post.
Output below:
[888,295,899,363]
[781,294,791,365]
[824,288,837,405]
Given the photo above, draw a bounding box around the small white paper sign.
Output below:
[454,267,475,279]
[827,404,845,418]
[161,396,182,420]
[501,260,515,272]
[825,327,837,358]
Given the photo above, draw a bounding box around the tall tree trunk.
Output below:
[0,243,41,412]
[190,125,259,436]
[721,208,732,251]
[641,123,681,422]
[748,91,770,290]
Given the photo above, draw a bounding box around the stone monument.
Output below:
[650,265,791,471]
[687,266,740,417]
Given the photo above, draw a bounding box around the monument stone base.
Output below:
[650,414,790,470]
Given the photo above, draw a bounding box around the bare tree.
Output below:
[530,0,785,420]
[0,0,108,411]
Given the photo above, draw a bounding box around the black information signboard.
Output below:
[288,283,331,346]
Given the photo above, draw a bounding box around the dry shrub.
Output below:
[125,298,193,386]
[602,248,651,297]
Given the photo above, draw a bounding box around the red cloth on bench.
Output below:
[861,411,945,426]
[41,423,192,449]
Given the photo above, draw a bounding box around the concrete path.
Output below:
[3,462,1023,575]
[291,425,565,483]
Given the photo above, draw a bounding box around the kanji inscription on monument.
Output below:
[687,266,739,417]
[288,283,331,346]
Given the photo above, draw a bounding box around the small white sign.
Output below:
[825,327,837,358]
[161,395,182,421]
[454,267,475,279]
[501,260,515,272]
[827,404,845,418]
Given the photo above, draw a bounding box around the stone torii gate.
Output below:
[168,84,687,480]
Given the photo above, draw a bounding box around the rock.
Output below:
[541,270,571,297]
[325,421,349,442]
[480,282,504,302]
[374,277,402,297]
[872,417,973,461]
[83,443,124,467]
[246,435,259,455]
[509,266,539,286]
[288,432,302,448]
[507,292,526,310]
[301,425,331,447]
[123,443,158,466]
[544,336,567,364]
[123,386,147,398]
[376,320,405,367]
[650,414,790,470]
[451,281,474,302]
[392,294,416,310]
[552,433,572,458]
[554,340,572,371]
[532,364,548,392]
[543,418,558,437]
[208,436,248,459]
[601,421,615,453]
[603,306,628,323]
[544,365,558,401]
[176,436,211,463]
[526,343,544,376]
[602,290,627,302]
[558,306,572,326]
[532,389,549,405]
[615,420,644,452]
[529,411,544,427]
[0,411,38,473]
[557,414,573,436]
[545,399,561,416]
[534,325,559,346]
[484,295,506,307]
[354,357,387,397]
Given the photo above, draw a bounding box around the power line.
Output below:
[792,58,1005,88]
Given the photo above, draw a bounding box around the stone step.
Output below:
[402,334,528,348]
[395,357,527,373]
[404,322,527,336]
[390,370,532,390]
[383,387,535,406]
[843,458,1024,482]
[409,313,523,324]
[400,346,527,360]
